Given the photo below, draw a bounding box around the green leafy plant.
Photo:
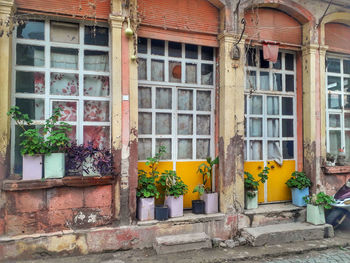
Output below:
[303,192,335,210]
[193,156,219,195]
[285,171,312,190]
[159,170,188,198]
[244,166,270,198]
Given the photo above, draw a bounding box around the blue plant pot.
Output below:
[291,187,309,207]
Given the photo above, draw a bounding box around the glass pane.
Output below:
[344,60,350,74]
[286,75,294,92]
[285,53,294,70]
[84,50,109,71]
[201,64,213,85]
[260,50,269,68]
[186,63,197,84]
[272,53,281,69]
[51,47,78,69]
[185,44,198,59]
[16,98,44,120]
[250,118,262,137]
[178,114,193,135]
[250,141,262,160]
[84,101,110,122]
[138,87,152,108]
[51,22,79,44]
[329,130,341,155]
[197,115,210,135]
[156,113,171,134]
[151,39,165,55]
[52,101,77,121]
[267,119,279,137]
[156,139,171,159]
[329,114,340,128]
[328,94,342,109]
[178,89,193,110]
[260,72,269,90]
[282,141,294,159]
[138,138,151,160]
[16,44,44,66]
[138,58,147,80]
[84,26,108,46]
[84,75,109,96]
[197,90,211,111]
[244,141,247,160]
[138,112,152,135]
[282,119,294,137]
[138,37,147,54]
[16,71,45,94]
[273,73,282,91]
[250,96,263,115]
[17,21,44,40]
[246,48,256,66]
[268,141,280,160]
[168,42,181,57]
[202,46,213,61]
[345,113,350,128]
[83,126,110,149]
[346,132,350,161]
[327,58,340,73]
[282,97,293,115]
[244,96,247,114]
[328,76,341,91]
[267,96,279,115]
[345,78,350,92]
[50,73,79,95]
[344,95,350,109]
[169,61,181,83]
[67,125,77,141]
[156,88,172,109]
[178,139,192,159]
[197,139,210,159]
[246,71,256,90]
[151,60,164,81]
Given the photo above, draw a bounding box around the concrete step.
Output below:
[154,232,212,255]
[242,222,334,247]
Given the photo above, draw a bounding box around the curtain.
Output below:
[85,53,109,71]
[51,52,78,69]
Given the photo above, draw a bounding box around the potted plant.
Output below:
[7,106,46,180]
[285,171,312,207]
[136,146,165,221]
[326,152,336,167]
[304,192,335,225]
[192,184,205,214]
[195,156,219,214]
[244,166,270,209]
[159,170,188,218]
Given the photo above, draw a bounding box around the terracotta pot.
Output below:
[201,192,218,214]
[22,155,43,180]
[165,195,183,217]
[137,197,155,221]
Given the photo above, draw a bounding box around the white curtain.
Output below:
[85,53,109,71]
[34,49,45,67]
[51,52,78,69]
[250,141,262,160]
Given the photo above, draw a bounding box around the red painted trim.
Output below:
[296,52,303,171]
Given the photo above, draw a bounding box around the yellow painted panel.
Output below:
[176,161,205,209]
[267,160,294,202]
[244,161,265,203]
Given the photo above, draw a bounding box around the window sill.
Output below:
[2,176,115,191]
[322,166,350,175]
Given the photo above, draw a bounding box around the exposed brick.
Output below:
[98,206,113,217]
[47,187,84,210]
[72,208,112,229]
[6,190,46,214]
[84,185,112,208]
[0,218,4,235]
[47,209,73,228]
[5,213,38,236]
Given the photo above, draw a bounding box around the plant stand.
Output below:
[165,195,183,217]
[291,187,309,207]
[44,153,65,179]
[307,204,325,225]
[155,205,168,221]
[192,200,205,214]
[245,190,258,210]
[137,197,155,221]
[22,155,43,180]
[201,192,218,214]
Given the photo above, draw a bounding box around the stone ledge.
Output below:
[244,203,303,215]
[322,166,350,175]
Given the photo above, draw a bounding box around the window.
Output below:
[137,38,215,161]
[12,20,110,174]
[326,56,350,160]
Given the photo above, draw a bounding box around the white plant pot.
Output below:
[201,192,218,214]
[306,204,325,225]
[44,153,65,178]
[165,195,183,217]
[137,197,155,221]
[245,190,258,210]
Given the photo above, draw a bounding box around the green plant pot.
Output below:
[245,190,258,210]
[44,153,65,179]
[306,204,325,225]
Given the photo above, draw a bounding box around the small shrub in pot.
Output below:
[244,166,269,209]
[304,192,335,225]
[285,171,311,207]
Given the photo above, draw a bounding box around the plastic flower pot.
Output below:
[155,205,168,221]
[22,155,43,180]
[307,204,325,225]
[245,190,258,210]
[192,200,205,214]
[291,187,309,207]
[165,195,183,217]
[201,192,218,214]
[44,153,65,179]
[137,197,155,221]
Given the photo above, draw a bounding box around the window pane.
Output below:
[250,141,262,160]
[197,139,210,159]
[273,73,282,91]
[178,89,193,110]
[345,132,350,161]
[138,37,147,54]
[178,114,193,135]
[196,115,210,135]
[329,130,341,155]
[246,48,256,66]
[186,63,197,84]
[197,90,211,111]
[285,53,294,70]
[202,46,213,61]
[51,47,78,69]
[156,139,171,159]
[138,138,151,160]
[327,58,340,73]
[16,71,45,94]
[52,101,77,121]
[138,58,147,80]
[50,73,79,95]
[345,78,350,92]
[16,44,44,67]
[246,71,256,90]
[138,87,152,108]
[151,39,164,55]
[250,96,262,115]
[169,61,181,83]
[83,126,110,149]
[282,97,293,115]
[345,113,350,128]
[138,112,152,134]
[267,119,279,137]
[282,141,294,159]
[268,141,280,160]
[84,75,109,96]
[282,119,294,137]
[168,42,181,57]
[185,44,198,59]
[328,76,341,91]
[178,139,192,159]
[84,101,110,122]
[151,60,164,81]
[329,114,340,128]
[156,113,171,134]
[16,98,44,120]
[156,88,172,109]
[267,96,279,115]
[84,26,108,46]
[84,50,109,71]
[201,64,213,85]
[51,22,79,44]
[272,53,281,69]
[260,50,269,68]
[344,60,350,74]
[344,95,350,109]
[17,21,44,40]
[286,75,294,92]
[260,72,269,90]
[328,94,342,109]
[250,118,262,137]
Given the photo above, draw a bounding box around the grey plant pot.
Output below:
[165,195,183,217]
[201,192,218,214]
[137,197,155,221]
